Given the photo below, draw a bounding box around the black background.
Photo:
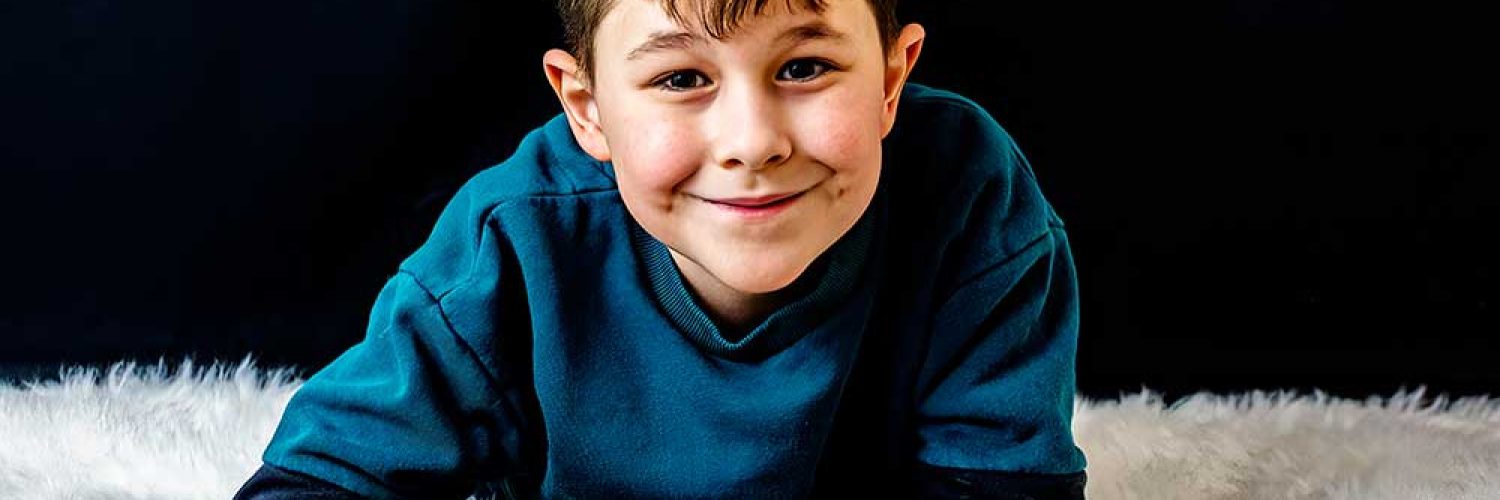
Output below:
[2,0,1494,401]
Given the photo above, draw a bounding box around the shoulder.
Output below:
[883,83,1066,284]
[887,83,1054,225]
[398,114,620,296]
[459,113,619,203]
[889,83,1029,177]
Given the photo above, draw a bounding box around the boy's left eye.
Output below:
[777,59,834,82]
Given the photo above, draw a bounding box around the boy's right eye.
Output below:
[652,70,711,92]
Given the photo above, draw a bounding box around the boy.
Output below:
[237,0,1088,498]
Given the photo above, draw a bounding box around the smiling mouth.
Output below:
[702,188,810,208]
[692,189,807,218]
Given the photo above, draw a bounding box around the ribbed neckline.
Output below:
[629,209,875,361]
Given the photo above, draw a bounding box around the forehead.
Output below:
[596,0,876,54]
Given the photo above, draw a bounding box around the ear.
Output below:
[543,49,611,162]
[880,24,926,138]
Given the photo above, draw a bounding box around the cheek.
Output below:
[609,113,702,204]
[797,86,886,178]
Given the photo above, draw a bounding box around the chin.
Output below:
[711,252,815,295]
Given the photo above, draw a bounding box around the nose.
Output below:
[710,84,792,171]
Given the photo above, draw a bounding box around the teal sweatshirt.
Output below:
[244,83,1088,499]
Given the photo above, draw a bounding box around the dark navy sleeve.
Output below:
[248,271,519,499]
[916,463,1087,500]
[235,464,363,499]
[914,225,1089,499]
[893,87,1089,497]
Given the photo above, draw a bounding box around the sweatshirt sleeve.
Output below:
[235,463,363,499]
[914,225,1089,499]
[245,271,516,499]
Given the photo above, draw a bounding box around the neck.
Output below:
[668,250,808,342]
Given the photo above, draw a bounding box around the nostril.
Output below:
[752,154,786,170]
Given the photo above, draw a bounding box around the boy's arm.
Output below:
[235,464,362,499]
[914,225,1088,500]
[237,271,527,499]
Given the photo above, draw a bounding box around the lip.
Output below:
[708,192,802,207]
[696,189,808,219]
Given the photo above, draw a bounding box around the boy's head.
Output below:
[543,0,923,315]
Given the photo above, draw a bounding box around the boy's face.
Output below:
[548,0,922,298]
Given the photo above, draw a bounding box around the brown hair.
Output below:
[556,0,900,83]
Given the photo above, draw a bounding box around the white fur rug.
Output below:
[1,360,1497,500]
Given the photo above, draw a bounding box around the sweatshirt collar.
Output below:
[629,208,874,361]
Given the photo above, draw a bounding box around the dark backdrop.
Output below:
[2,0,1494,401]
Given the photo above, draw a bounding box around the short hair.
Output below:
[556,0,900,84]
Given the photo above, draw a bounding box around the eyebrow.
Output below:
[625,21,849,61]
[626,31,699,60]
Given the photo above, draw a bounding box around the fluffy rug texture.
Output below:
[0,360,1496,500]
